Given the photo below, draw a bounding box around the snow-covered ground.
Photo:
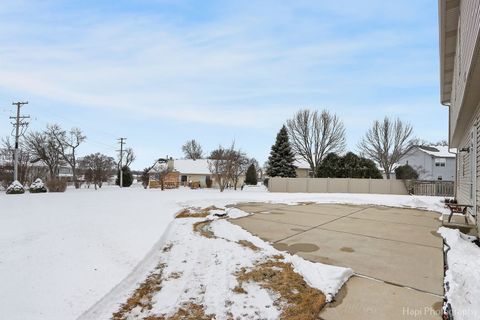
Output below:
[0,185,447,320]
[439,227,480,320]
[81,208,353,319]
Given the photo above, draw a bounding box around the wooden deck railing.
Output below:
[411,180,454,197]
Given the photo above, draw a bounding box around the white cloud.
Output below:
[0,0,440,135]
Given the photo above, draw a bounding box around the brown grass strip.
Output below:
[176,206,223,218]
[235,257,326,320]
[237,240,260,251]
[192,220,215,238]
[112,262,166,320]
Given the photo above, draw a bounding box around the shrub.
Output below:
[206,176,213,188]
[245,164,258,185]
[116,166,133,187]
[141,168,150,189]
[395,164,419,180]
[316,152,382,179]
[46,179,67,192]
[6,180,25,194]
[29,178,47,193]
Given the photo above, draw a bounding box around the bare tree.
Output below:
[230,150,249,190]
[48,125,86,188]
[286,109,346,177]
[25,130,64,180]
[208,145,232,192]
[358,117,415,179]
[151,160,171,191]
[79,153,115,190]
[417,139,448,147]
[116,147,135,170]
[182,139,204,160]
[1,136,33,185]
[124,148,136,167]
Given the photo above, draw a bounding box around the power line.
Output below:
[117,137,127,187]
[9,101,29,181]
[30,115,118,152]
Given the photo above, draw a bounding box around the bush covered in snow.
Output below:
[46,179,67,193]
[29,178,47,193]
[6,180,25,194]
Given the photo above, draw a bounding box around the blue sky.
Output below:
[0,0,446,169]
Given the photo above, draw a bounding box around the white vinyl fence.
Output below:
[268,177,408,195]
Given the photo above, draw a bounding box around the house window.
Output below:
[438,176,443,181]
[435,158,446,167]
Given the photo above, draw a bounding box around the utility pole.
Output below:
[9,101,29,182]
[117,137,127,188]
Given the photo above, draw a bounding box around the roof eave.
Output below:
[439,0,460,104]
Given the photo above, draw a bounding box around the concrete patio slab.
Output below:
[231,202,444,319]
[276,228,443,295]
[318,217,442,248]
[349,206,441,228]
[274,203,370,217]
[239,210,340,228]
[320,276,442,320]
[232,216,309,242]
[230,202,287,213]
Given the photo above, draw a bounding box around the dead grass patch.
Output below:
[167,272,183,280]
[232,285,247,294]
[235,257,326,320]
[144,303,214,320]
[237,240,260,251]
[175,206,223,218]
[112,262,166,320]
[175,208,209,218]
[192,220,215,238]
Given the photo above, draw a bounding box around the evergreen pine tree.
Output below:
[245,164,258,185]
[116,165,133,187]
[266,126,297,177]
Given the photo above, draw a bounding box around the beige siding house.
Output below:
[294,159,313,178]
[439,0,480,228]
[150,158,245,188]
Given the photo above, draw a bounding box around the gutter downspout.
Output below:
[442,101,457,198]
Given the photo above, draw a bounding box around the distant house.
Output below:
[171,159,213,187]
[149,158,245,188]
[397,145,456,181]
[294,159,313,178]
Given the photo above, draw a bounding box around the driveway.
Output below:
[231,202,443,320]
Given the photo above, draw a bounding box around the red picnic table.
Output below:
[445,203,473,224]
